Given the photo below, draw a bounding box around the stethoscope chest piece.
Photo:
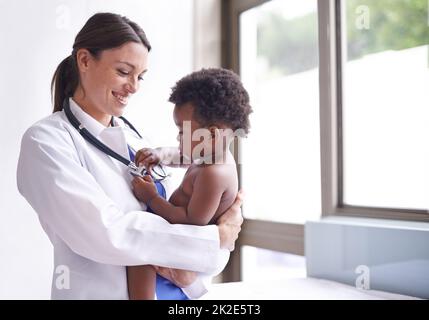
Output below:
[63,98,168,182]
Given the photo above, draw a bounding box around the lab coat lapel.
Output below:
[68,98,131,172]
[99,127,130,172]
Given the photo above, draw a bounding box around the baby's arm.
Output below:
[135,147,189,169]
[132,167,226,225]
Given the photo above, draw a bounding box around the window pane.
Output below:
[343,0,429,209]
[242,246,306,282]
[239,0,321,224]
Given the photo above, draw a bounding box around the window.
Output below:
[222,0,429,283]
[318,0,429,221]
[239,0,321,224]
[221,0,317,281]
[342,0,429,210]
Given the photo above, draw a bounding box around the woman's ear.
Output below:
[75,48,92,73]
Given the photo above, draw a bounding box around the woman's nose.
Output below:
[124,79,138,94]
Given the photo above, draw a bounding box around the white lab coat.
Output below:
[17,98,229,300]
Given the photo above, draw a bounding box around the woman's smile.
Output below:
[112,91,130,105]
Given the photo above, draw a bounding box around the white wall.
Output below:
[0,0,199,299]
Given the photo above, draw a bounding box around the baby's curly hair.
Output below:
[169,68,252,134]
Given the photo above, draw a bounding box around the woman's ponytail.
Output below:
[51,55,79,112]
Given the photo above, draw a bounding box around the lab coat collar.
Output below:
[68,98,136,139]
[69,98,108,138]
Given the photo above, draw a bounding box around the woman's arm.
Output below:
[216,190,244,251]
[155,266,198,288]
[17,125,238,273]
[151,191,244,288]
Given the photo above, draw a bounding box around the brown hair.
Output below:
[51,12,151,112]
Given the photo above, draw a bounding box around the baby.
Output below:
[127,68,252,300]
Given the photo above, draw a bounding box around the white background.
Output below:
[0,0,199,299]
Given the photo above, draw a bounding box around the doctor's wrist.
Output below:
[218,224,235,251]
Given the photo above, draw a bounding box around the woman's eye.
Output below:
[118,69,129,76]
[118,69,143,81]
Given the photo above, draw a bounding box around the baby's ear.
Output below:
[208,126,220,138]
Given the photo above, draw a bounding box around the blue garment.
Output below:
[128,145,189,300]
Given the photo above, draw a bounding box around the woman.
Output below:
[16,12,243,300]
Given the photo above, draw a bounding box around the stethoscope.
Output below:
[63,98,168,182]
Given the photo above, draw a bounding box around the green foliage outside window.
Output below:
[257,0,429,76]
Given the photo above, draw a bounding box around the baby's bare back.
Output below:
[168,161,238,224]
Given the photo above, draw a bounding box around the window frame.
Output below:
[221,0,429,282]
[220,0,305,282]
[320,0,429,222]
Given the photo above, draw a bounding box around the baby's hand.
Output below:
[134,148,162,174]
[131,175,159,203]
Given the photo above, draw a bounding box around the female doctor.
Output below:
[16,12,243,300]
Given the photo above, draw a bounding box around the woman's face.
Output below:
[76,41,148,120]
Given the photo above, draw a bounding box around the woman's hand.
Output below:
[135,148,162,174]
[131,175,159,203]
[216,190,244,251]
[154,266,198,288]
